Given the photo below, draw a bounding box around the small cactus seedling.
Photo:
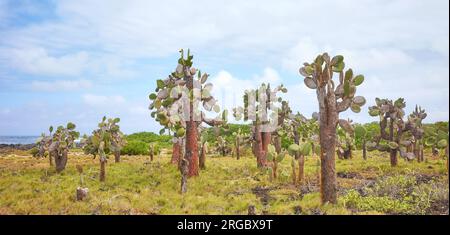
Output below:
[233,83,287,168]
[424,127,448,171]
[148,49,226,177]
[215,136,231,157]
[299,53,366,204]
[84,117,125,182]
[48,122,79,173]
[336,119,355,160]
[288,142,312,185]
[354,124,375,160]
[148,143,160,162]
[367,98,418,166]
[266,144,286,181]
[232,128,250,160]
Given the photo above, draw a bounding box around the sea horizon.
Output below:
[0,136,40,145]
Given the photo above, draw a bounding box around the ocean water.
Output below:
[0,136,40,145]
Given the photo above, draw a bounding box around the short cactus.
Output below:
[48,122,79,173]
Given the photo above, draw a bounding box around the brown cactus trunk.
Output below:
[185,119,199,177]
[171,141,181,165]
[317,87,338,204]
[54,149,68,173]
[114,151,120,163]
[362,139,367,160]
[180,158,189,194]
[199,142,206,170]
[343,149,352,159]
[389,121,398,167]
[298,155,305,185]
[49,153,53,166]
[235,139,240,160]
[292,162,297,185]
[254,124,265,168]
[99,157,106,182]
[273,135,282,154]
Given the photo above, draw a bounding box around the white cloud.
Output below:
[9,47,89,76]
[82,94,125,107]
[31,79,92,92]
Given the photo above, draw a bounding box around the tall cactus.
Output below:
[233,83,287,168]
[49,122,79,173]
[148,49,226,177]
[299,53,366,204]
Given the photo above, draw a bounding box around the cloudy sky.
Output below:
[0,0,448,135]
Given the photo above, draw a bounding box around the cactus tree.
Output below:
[233,83,287,168]
[48,123,79,173]
[408,106,427,162]
[84,117,125,182]
[148,49,226,177]
[368,98,417,166]
[299,53,366,204]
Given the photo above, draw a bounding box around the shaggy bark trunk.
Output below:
[54,149,68,173]
[49,153,53,166]
[362,139,367,160]
[235,138,240,160]
[99,156,106,182]
[199,142,206,170]
[185,82,199,176]
[171,141,181,165]
[298,155,305,185]
[343,149,352,159]
[114,151,120,163]
[254,124,266,168]
[180,158,189,194]
[317,86,338,204]
[292,161,297,185]
[389,121,398,167]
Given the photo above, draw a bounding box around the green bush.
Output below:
[121,140,149,155]
[125,132,171,148]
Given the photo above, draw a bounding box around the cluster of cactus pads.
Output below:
[233,83,287,168]
[82,117,126,182]
[34,124,79,173]
[367,98,427,166]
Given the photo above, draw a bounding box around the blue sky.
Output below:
[0,0,448,135]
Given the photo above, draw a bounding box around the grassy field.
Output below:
[0,149,448,215]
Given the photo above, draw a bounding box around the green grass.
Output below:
[0,149,447,215]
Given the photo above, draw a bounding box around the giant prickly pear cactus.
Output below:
[148,49,226,177]
[299,53,366,204]
[84,116,125,182]
[408,106,427,162]
[368,98,417,166]
[49,122,79,173]
[233,83,287,168]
